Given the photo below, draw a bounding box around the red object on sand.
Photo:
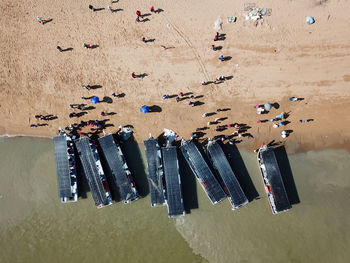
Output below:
[131,72,136,78]
[214,35,218,40]
[150,6,154,12]
[178,92,183,97]
[136,10,141,16]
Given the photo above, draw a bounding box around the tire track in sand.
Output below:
[165,19,211,81]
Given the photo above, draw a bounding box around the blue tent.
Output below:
[91,96,100,104]
[140,105,150,113]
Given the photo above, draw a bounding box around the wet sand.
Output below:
[1,0,350,153]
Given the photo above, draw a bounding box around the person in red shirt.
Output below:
[150,6,155,12]
[136,10,141,16]
[214,35,218,41]
[131,72,136,78]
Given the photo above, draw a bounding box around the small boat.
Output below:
[53,129,78,203]
[257,144,291,214]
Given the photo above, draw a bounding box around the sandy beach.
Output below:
[1,0,350,153]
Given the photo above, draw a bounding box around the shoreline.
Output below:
[2,131,349,155]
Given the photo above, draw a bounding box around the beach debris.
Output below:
[90,96,100,104]
[140,105,150,113]
[227,16,237,23]
[214,17,223,32]
[244,3,272,26]
[306,16,315,25]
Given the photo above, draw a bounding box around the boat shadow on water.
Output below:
[274,145,300,205]
[175,141,199,214]
[74,144,89,199]
[120,136,150,197]
[222,143,260,202]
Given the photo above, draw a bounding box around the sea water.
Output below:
[0,137,349,263]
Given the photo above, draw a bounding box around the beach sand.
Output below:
[1,0,350,153]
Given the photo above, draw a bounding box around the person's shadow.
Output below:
[42,18,53,25]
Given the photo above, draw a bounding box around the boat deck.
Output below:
[144,138,166,206]
[207,141,248,209]
[162,146,184,217]
[258,146,291,214]
[75,137,110,207]
[180,140,226,204]
[98,134,139,203]
[53,135,73,199]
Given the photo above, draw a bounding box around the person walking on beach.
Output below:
[150,6,155,12]
[131,72,136,78]
[89,5,96,12]
[219,55,224,61]
[83,43,91,48]
[178,92,183,97]
[214,34,218,41]
[141,37,146,42]
[57,46,63,52]
[83,85,91,90]
[37,17,43,24]
[202,113,208,118]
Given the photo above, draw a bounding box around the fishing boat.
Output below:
[257,144,291,214]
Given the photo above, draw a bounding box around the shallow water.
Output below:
[0,137,349,263]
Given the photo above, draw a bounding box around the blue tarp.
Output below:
[140,105,150,113]
[91,96,100,104]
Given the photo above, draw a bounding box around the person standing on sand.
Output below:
[131,72,136,78]
[89,5,96,12]
[37,17,43,24]
[83,43,91,48]
[57,46,63,52]
[150,6,155,12]
[214,34,218,41]
[141,37,146,42]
